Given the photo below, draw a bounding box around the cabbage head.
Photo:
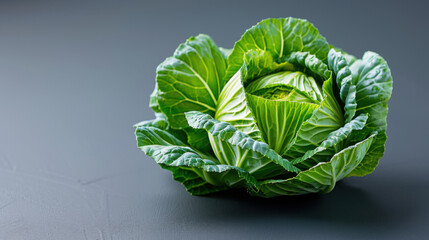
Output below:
[135,18,393,197]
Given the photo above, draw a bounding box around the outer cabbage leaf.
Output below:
[329,45,358,65]
[347,51,393,176]
[157,34,228,129]
[147,87,213,151]
[134,112,187,143]
[350,129,387,176]
[182,127,213,153]
[135,112,212,153]
[328,49,357,122]
[149,83,161,113]
[135,123,258,195]
[254,133,376,197]
[225,18,330,80]
[352,51,392,112]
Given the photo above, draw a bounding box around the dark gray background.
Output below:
[0,0,428,239]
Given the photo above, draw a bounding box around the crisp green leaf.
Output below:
[349,59,364,83]
[135,124,258,195]
[185,111,301,175]
[216,71,263,141]
[349,103,389,176]
[284,51,332,84]
[240,49,294,83]
[182,127,213,153]
[149,83,161,113]
[291,113,368,166]
[285,88,319,104]
[344,85,357,122]
[328,49,357,122]
[157,34,228,129]
[206,135,291,180]
[246,93,319,156]
[134,112,168,129]
[254,133,376,197]
[226,18,330,80]
[135,113,213,153]
[216,48,324,144]
[347,52,392,176]
[134,113,187,143]
[352,51,393,110]
[246,71,323,102]
[329,45,358,65]
[285,77,345,160]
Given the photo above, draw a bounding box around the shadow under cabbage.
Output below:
[190,179,409,228]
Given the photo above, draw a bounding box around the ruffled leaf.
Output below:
[135,124,258,195]
[284,51,332,84]
[226,18,330,80]
[149,83,161,113]
[352,51,393,108]
[134,113,187,143]
[347,52,392,176]
[185,111,301,175]
[285,77,345,160]
[328,49,357,122]
[240,49,294,83]
[182,127,213,153]
[254,133,376,197]
[157,34,228,129]
[291,113,368,166]
[329,45,358,65]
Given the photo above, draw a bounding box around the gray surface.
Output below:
[0,0,428,239]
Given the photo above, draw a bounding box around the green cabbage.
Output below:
[135,18,393,197]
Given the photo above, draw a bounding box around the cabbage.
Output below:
[134,18,393,197]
